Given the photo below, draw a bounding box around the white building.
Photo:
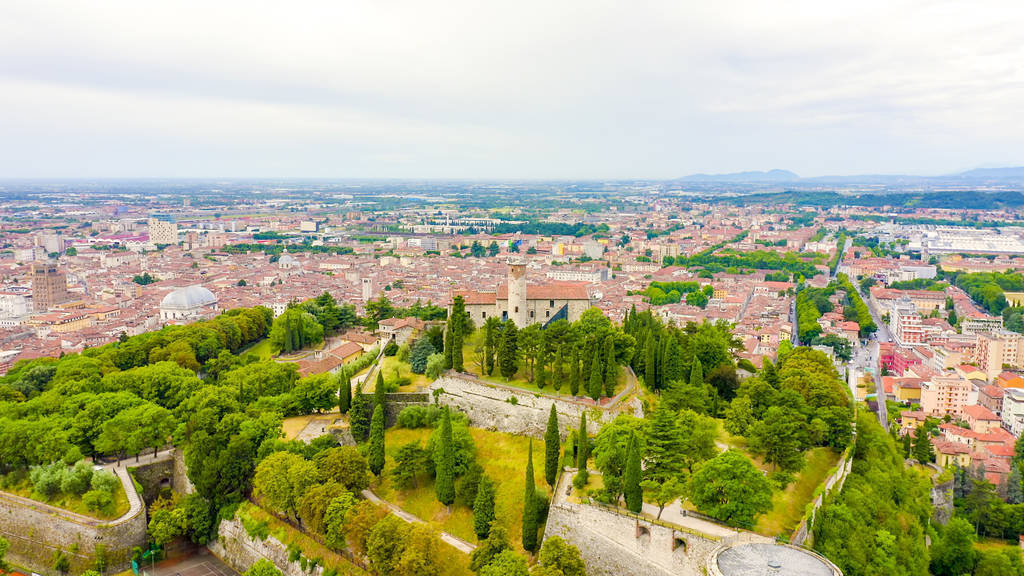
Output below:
[0,293,31,319]
[891,297,924,346]
[148,216,179,245]
[159,285,219,322]
[1001,387,1024,437]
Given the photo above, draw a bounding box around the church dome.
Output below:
[160,285,217,310]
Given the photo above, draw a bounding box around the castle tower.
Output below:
[507,259,528,327]
[362,277,373,302]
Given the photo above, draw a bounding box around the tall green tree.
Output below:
[913,425,934,463]
[435,408,456,508]
[603,335,617,397]
[522,440,539,552]
[349,384,372,443]
[368,405,385,476]
[747,406,807,472]
[688,451,771,529]
[646,404,683,481]
[544,404,561,487]
[623,432,642,513]
[374,370,386,409]
[483,317,499,375]
[588,352,603,400]
[576,412,588,471]
[473,475,496,540]
[337,369,351,414]
[568,350,580,396]
[930,517,976,576]
[498,321,519,380]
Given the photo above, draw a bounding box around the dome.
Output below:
[161,285,218,310]
[278,254,297,265]
[713,543,840,576]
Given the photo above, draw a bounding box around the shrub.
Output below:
[91,470,119,494]
[29,462,63,498]
[83,489,113,515]
[425,353,446,379]
[61,460,94,495]
[383,341,399,357]
[397,405,443,428]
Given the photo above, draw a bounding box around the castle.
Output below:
[451,260,593,327]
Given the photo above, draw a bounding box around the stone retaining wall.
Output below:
[543,501,719,576]
[0,490,146,575]
[209,517,330,576]
[428,375,642,439]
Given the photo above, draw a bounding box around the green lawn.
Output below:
[241,338,273,360]
[0,474,130,520]
[975,536,1024,560]
[754,447,841,537]
[377,356,431,392]
[375,427,550,554]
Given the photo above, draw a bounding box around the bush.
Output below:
[61,460,94,495]
[397,405,442,428]
[425,353,446,379]
[29,462,63,497]
[396,343,411,362]
[83,489,114,515]
[769,469,795,490]
[383,341,399,357]
[90,470,119,494]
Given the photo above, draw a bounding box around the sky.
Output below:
[1,0,1022,179]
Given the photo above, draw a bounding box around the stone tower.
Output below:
[507,259,528,327]
[361,277,373,302]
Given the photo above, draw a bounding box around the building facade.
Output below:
[30,262,71,311]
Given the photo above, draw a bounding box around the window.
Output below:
[515,306,519,313]
[546,311,550,318]
[530,311,535,318]
[549,300,554,307]
[482,311,486,318]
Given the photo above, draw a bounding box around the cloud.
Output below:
[0,0,1022,178]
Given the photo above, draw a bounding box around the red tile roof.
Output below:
[964,405,1000,421]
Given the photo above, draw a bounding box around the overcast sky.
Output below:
[1,0,1022,179]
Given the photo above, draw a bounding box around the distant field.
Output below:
[240,338,272,360]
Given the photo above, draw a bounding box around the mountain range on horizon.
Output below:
[677,166,1024,184]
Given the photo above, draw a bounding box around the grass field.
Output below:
[374,426,550,554]
[376,356,431,392]
[241,338,273,360]
[0,473,131,520]
[975,536,1024,560]
[754,447,841,537]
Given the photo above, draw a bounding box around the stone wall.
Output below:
[352,392,431,427]
[543,501,721,576]
[173,447,196,495]
[932,478,955,525]
[209,517,335,576]
[131,459,176,504]
[428,375,642,439]
[0,491,147,575]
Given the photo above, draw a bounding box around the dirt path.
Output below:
[360,489,477,554]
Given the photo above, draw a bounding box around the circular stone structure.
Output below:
[710,542,842,576]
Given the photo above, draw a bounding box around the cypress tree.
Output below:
[913,425,934,463]
[368,404,385,476]
[689,358,703,390]
[498,321,519,380]
[568,350,580,396]
[484,319,496,375]
[623,432,642,512]
[644,333,657,389]
[375,370,386,409]
[588,351,603,401]
[453,330,464,372]
[436,408,456,507]
[544,404,560,487]
[551,347,564,392]
[576,412,588,470]
[349,383,371,442]
[536,349,548,389]
[444,326,455,369]
[522,440,538,552]
[603,335,617,397]
[473,475,496,540]
[338,369,351,414]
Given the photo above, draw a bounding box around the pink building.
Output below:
[920,374,972,417]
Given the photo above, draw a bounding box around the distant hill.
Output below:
[678,169,799,182]
[954,167,1024,181]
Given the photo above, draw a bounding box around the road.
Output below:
[361,489,476,553]
[863,291,892,431]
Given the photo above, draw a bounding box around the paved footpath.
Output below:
[552,467,738,540]
[102,448,177,525]
[361,489,477,553]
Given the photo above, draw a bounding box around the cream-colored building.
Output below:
[148,216,179,245]
[975,330,1024,380]
[920,374,972,417]
[453,262,592,328]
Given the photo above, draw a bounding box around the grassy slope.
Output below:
[754,447,841,537]
[377,356,431,392]
[374,427,550,554]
